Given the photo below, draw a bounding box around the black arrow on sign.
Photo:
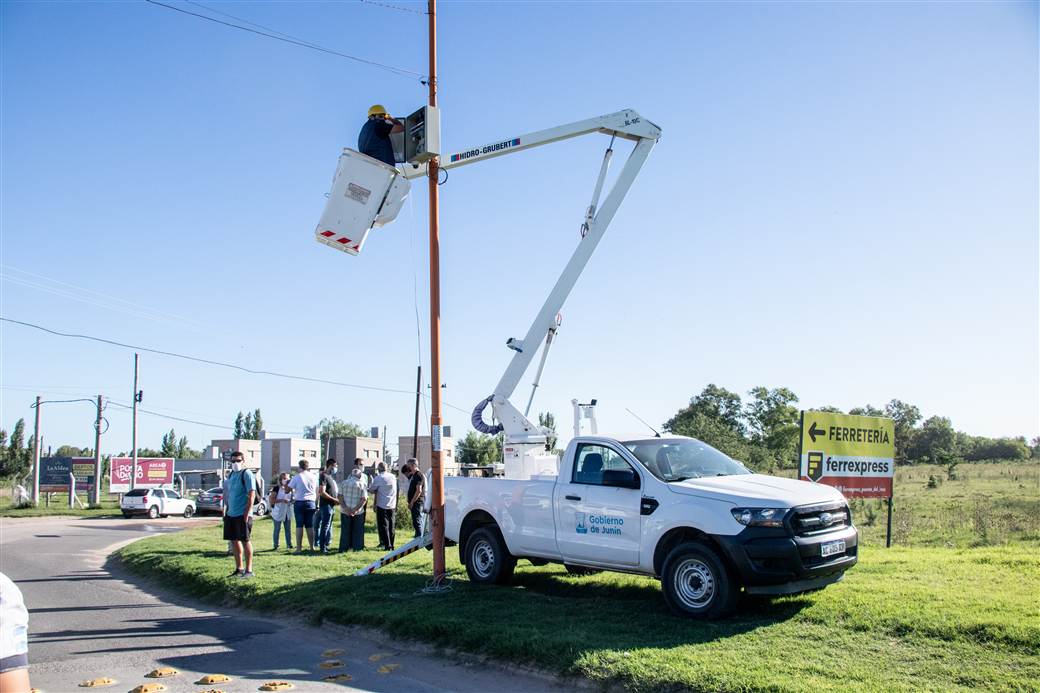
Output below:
[808,422,825,443]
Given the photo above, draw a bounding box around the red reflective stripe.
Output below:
[320,230,335,238]
[336,237,351,244]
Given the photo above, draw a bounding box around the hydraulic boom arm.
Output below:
[422,110,661,445]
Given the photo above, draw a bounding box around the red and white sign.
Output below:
[110,457,174,492]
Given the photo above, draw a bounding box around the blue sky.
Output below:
[2,0,1037,457]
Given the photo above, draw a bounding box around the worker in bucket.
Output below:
[358,104,401,167]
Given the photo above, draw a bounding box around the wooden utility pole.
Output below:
[427,0,446,584]
[31,395,41,503]
[131,353,139,491]
[93,395,103,505]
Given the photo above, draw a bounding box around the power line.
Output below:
[359,0,427,16]
[144,0,426,80]
[0,316,478,418]
[106,400,300,436]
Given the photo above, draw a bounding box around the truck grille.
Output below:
[790,502,850,537]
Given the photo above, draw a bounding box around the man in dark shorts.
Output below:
[223,451,256,578]
[403,458,426,538]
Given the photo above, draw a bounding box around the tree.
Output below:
[136,447,163,458]
[664,384,745,437]
[176,436,200,459]
[234,411,245,440]
[538,412,561,455]
[745,386,800,468]
[907,416,956,464]
[666,411,752,463]
[160,429,178,457]
[251,408,263,438]
[2,419,30,479]
[457,431,502,467]
[243,412,254,440]
[315,418,366,440]
[55,445,91,457]
[815,405,844,413]
[884,399,921,463]
[849,404,884,417]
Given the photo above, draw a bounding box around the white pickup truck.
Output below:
[444,435,858,619]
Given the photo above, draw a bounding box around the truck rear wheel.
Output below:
[661,541,737,619]
[464,527,516,585]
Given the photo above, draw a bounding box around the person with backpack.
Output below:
[316,458,340,554]
[223,451,257,578]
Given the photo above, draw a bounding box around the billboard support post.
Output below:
[68,473,75,509]
[886,494,893,548]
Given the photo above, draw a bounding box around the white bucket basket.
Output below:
[315,148,410,256]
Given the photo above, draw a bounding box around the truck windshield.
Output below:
[622,439,751,482]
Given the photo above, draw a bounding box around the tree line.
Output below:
[664,383,1039,471]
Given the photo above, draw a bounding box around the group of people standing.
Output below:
[224,455,427,575]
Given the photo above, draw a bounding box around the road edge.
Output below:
[106,533,607,692]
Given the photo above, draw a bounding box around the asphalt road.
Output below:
[0,516,563,693]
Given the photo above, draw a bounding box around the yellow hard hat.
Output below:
[367,104,388,118]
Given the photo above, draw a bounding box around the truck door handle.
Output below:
[565,495,582,501]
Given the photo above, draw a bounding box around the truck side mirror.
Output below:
[602,469,640,489]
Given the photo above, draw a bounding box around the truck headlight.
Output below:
[731,507,787,528]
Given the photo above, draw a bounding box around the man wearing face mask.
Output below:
[223,452,256,578]
[316,458,340,554]
[339,458,369,552]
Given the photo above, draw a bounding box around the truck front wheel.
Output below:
[464,527,516,585]
[661,541,737,619]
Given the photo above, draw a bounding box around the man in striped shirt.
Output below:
[339,458,369,552]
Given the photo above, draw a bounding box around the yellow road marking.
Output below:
[258,682,294,691]
[129,684,167,693]
[377,664,400,674]
[79,678,117,688]
[321,649,344,657]
[318,659,343,669]
[144,667,179,679]
[322,674,354,682]
[195,674,232,685]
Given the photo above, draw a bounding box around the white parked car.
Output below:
[445,435,858,619]
[120,488,196,519]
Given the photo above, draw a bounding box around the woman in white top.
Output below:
[269,473,294,551]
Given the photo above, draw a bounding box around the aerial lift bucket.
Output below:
[315,148,410,256]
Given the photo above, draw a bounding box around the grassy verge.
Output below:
[0,494,122,518]
[118,519,1039,692]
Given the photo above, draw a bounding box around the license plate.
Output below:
[821,540,845,557]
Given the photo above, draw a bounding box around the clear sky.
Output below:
[2,0,1037,458]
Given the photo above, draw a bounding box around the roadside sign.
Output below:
[39,457,97,492]
[799,411,895,499]
[110,457,174,492]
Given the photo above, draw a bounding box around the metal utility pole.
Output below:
[427,0,446,584]
[32,395,41,503]
[131,353,139,491]
[93,395,103,505]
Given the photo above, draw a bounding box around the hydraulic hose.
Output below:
[471,395,504,435]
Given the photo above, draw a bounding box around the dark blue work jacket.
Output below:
[358,119,396,167]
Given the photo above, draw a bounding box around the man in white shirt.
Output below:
[368,461,397,551]
[288,459,318,553]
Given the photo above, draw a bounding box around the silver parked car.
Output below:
[195,482,268,517]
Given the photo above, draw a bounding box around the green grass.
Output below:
[119,517,1039,692]
[0,493,122,518]
[777,461,1040,547]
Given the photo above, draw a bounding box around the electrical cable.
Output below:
[1,317,415,395]
[359,0,427,16]
[143,0,426,81]
[1,317,474,416]
[105,400,300,435]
